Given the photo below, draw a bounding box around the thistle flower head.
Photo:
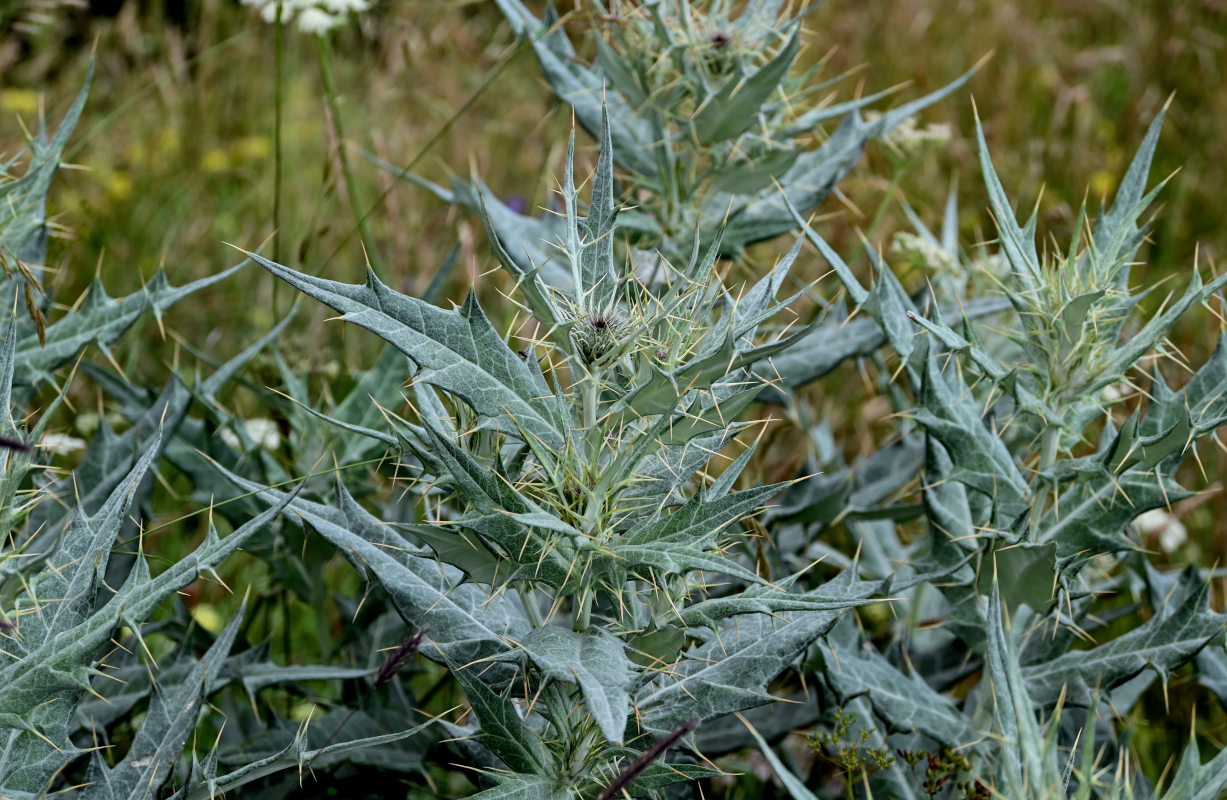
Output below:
[572,307,632,366]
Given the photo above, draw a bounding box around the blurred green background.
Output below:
[6,1,1223,325]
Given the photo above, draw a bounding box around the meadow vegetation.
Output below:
[1,1,1226,798]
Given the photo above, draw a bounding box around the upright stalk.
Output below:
[576,370,601,633]
[272,0,284,312]
[519,586,545,628]
[574,586,594,633]
[316,33,379,272]
[1029,425,1062,538]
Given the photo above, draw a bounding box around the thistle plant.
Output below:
[0,74,432,799]
[239,109,901,797]
[7,4,1227,799]
[379,0,981,292]
[758,103,1227,797]
[235,79,1227,797]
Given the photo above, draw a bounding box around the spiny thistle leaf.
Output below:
[450,657,552,775]
[219,469,531,665]
[690,27,800,144]
[984,584,1059,796]
[0,63,91,272]
[819,637,979,748]
[185,718,437,800]
[15,262,250,390]
[1022,572,1226,707]
[80,603,246,800]
[246,252,568,454]
[636,569,887,733]
[520,625,633,744]
[913,357,1030,525]
[466,774,571,800]
[492,0,658,177]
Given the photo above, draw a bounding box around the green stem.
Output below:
[1029,425,1062,538]
[581,372,604,511]
[1039,425,1060,472]
[854,161,916,266]
[316,33,379,272]
[583,375,599,432]
[575,360,604,633]
[574,584,593,633]
[519,586,545,628]
[272,0,284,309]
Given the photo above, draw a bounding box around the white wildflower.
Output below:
[296,7,340,34]
[239,0,370,34]
[320,0,370,12]
[1100,381,1134,404]
[39,433,87,455]
[221,418,282,452]
[890,231,956,273]
[219,427,241,451]
[74,412,101,437]
[1159,520,1188,554]
[865,112,952,160]
[1134,508,1188,554]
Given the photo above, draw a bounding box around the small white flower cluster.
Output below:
[969,252,1007,279]
[890,231,957,273]
[240,0,370,35]
[39,433,87,456]
[220,419,282,452]
[1099,381,1135,404]
[865,112,952,160]
[1133,508,1188,554]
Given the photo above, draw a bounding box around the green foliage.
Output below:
[5,4,1227,799]
[387,0,979,279]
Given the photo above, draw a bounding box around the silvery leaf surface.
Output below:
[220,468,530,666]
[636,569,883,733]
[819,638,978,747]
[0,65,90,275]
[187,719,436,800]
[493,0,658,177]
[1022,573,1226,707]
[79,606,246,800]
[520,626,634,744]
[0,442,287,793]
[467,775,572,800]
[247,252,568,455]
[16,263,248,390]
[451,657,552,775]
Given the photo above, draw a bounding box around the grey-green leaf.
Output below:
[451,659,552,774]
[820,638,977,747]
[1023,574,1225,707]
[219,467,530,665]
[691,28,800,144]
[521,626,634,744]
[246,251,566,453]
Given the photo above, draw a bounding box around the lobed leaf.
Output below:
[246,251,568,454]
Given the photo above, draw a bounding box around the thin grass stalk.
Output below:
[272,0,284,311]
[319,39,526,275]
[316,32,379,273]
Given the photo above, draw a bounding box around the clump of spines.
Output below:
[572,308,631,366]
